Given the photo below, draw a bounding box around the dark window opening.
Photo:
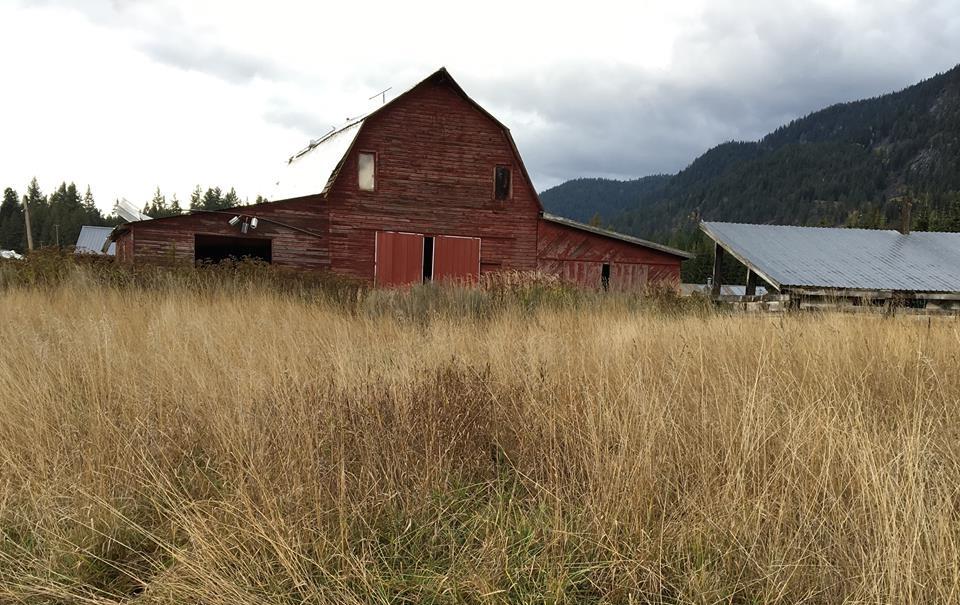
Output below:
[422,236,434,282]
[194,234,272,264]
[495,166,511,200]
[601,263,611,291]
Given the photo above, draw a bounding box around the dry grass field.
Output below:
[1,257,960,604]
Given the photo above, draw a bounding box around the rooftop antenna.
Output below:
[369,87,392,105]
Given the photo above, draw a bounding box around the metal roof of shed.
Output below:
[75,226,116,255]
[701,221,960,293]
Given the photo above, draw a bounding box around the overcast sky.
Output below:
[2,0,958,212]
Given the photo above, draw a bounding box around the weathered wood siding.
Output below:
[536,219,683,291]
[115,230,134,263]
[120,196,329,269]
[116,70,689,286]
[324,76,541,280]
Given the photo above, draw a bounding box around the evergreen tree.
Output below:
[223,187,240,208]
[22,178,46,249]
[189,185,203,210]
[46,182,86,247]
[169,194,182,215]
[0,188,25,251]
[144,187,171,218]
[81,186,99,223]
[197,187,227,210]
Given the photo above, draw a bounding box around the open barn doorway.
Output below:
[194,234,272,264]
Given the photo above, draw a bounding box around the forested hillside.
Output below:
[540,64,960,280]
[538,175,670,223]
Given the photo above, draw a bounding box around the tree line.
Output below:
[0,179,264,253]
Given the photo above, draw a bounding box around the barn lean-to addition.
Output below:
[111,68,690,290]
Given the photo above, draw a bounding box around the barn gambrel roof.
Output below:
[271,67,543,210]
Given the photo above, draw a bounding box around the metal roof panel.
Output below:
[75,226,116,255]
[701,221,960,293]
[272,121,363,201]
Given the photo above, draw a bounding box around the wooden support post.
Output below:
[745,268,758,296]
[711,242,724,298]
[23,198,34,252]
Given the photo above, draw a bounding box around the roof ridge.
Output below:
[703,220,960,236]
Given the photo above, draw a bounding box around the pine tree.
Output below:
[200,187,225,210]
[22,178,46,249]
[46,182,85,247]
[144,187,168,218]
[0,188,25,251]
[189,185,203,210]
[223,187,239,208]
[170,194,182,215]
[81,186,99,222]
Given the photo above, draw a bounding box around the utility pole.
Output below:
[54,223,60,248]
[23,197,34,251]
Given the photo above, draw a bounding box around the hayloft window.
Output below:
[494,166,511,200]
[358,152,376,191]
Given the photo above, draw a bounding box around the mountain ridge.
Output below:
[540,64,960,252]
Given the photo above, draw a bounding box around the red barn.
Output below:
[111,68,690,290]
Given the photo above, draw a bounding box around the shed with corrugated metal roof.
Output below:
[701,221,960,309]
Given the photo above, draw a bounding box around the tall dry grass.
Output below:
[1,259,960,603]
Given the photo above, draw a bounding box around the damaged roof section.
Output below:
[272,120,363,201]
[75,225,116,255]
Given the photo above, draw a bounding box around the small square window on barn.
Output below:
[358,152,376,191]
[494,166,511,200]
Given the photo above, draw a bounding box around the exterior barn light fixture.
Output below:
[228,215,259,234]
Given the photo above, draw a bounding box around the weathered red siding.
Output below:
[117,196,329,270]
[537,219,683,291]
[324,77,541,281]
[115,230,134,263]
[112,69,688,288]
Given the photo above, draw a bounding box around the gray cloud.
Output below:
[21,0,960,191]
[262,103,343,138]
[24,0,290,84]
[468,0,960,188]
[138,33,287,84]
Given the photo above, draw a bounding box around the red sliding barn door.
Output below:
[433,235,481,284]
[375,231,424,286]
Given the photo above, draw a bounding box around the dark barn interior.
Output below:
[194,234,272,264]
